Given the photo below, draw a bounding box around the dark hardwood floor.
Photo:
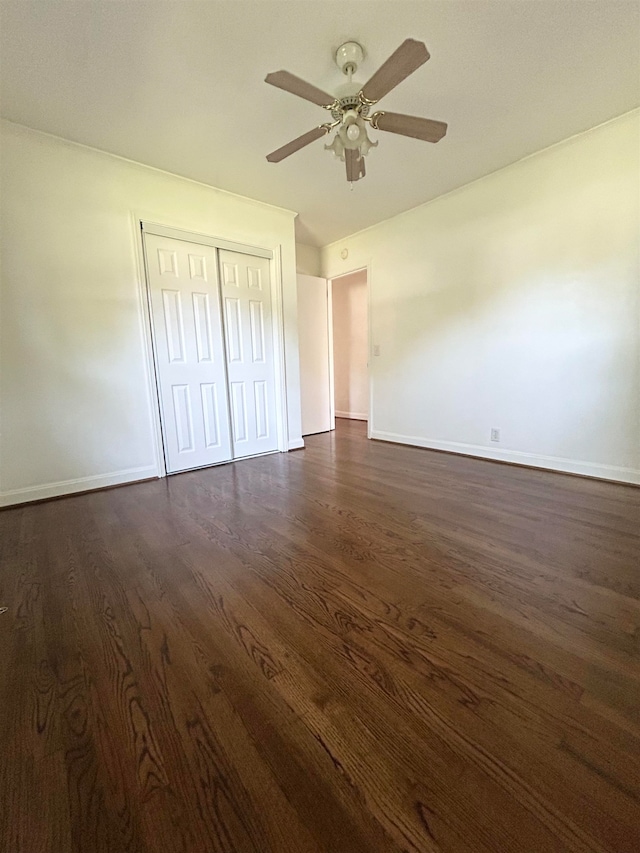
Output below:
[1,419,639,853]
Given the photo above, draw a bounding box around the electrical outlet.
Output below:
[490,428,500,442]
[373,344,381,357]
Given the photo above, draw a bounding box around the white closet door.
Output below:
[219,250,279,458]
[145,233,232,473]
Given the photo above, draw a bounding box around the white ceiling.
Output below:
[1,1,639,246]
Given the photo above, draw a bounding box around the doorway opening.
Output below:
[296,265,370,439]
[330,268,369,428]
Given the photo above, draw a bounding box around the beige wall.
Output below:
[0,121,302,505]
[332,271,369,420]
[322,110,640,483]
[295,242,322,276]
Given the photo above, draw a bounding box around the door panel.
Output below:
[249,301,265,362]
[230,381,248,444]
[219,250,279,458]
[200,382,223,448]
[224,297,243,362]
[145,233,233,472]
[172,384,194,452]
[192,292,214,362]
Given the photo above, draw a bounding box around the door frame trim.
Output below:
[131,215,167,478]
[327,277,336,430]
[134,218,289,478]
[141,220,273,260]
[269,244,290,454]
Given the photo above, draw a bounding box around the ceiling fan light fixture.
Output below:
[341,109,361,147]
[325,133,345,161]
[328,110,378,163]
[359,135,378,157]
[346,124,360,142]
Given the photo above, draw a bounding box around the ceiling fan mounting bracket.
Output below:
[335,41,364,77]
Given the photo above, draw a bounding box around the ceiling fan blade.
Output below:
[265,70,336,107]
[345,149,366,182]
[266,126,328,163]
[372,111,447,142]
[360,39,430,104]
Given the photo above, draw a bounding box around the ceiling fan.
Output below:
[264,39,448,183]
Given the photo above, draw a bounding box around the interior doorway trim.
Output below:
[328,264,372,439]
[136,218,289,477]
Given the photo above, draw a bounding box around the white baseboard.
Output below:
[336,411,368,421]
[370,430,640,485]
[0,465,159,508]
[288,437,305,450]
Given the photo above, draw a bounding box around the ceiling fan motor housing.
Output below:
[330,94,370,122]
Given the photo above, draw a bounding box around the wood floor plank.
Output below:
[95,490,395,853]
[0,420,638,852]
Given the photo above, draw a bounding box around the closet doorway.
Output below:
[142,223,284,474]
[330,268,369,425]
